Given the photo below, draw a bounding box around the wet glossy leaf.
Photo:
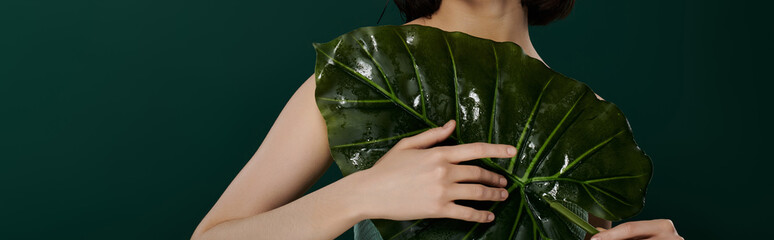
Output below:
[313,25,652,240]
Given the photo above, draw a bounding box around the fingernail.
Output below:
[507,146,517,155]
[443,120,454,128]
[487,213,495,221]
[501,190,508,199]
[590,237,599,240]
[499,177,507,186]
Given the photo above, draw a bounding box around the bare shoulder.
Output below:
[192,74,331,236]
[299,74,316,95]
[284,74,324,130]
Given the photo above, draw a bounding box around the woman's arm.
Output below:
[191,75,518,239]
[191,75,348,239]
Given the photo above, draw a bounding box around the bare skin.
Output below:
[192,0,682,240]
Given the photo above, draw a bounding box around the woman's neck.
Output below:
[405,0,542,62]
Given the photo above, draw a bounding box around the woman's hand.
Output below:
[349,120,517,223]
[591,219,683,240]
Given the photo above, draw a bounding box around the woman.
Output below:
[191,0,683,239]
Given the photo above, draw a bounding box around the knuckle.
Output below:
[395,138,408,147]
[490,188,501,200]
[432,166,448,179]
[475,167,487,179]
[494,174,504,185]
[426,203,443,216]
[488,188,498,199]
[428,149,445,161]
[471,212,482,222]
[482,187,495,199]
[473,143,487,155]
[661,219,675,228]
[433,185,448,201]
[620,222,636,235]
[474,186,487,198]
[427,204,443,217]
[464,211,477,221]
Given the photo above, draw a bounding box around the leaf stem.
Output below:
[543,197,599,235]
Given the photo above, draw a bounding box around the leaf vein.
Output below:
[556,130,625,176]
[394,30,427,117]
[582,184,619,219]
[443,35,463,142]
[509,77,553,173]
[387,220,423,240]
[332,128,429,148]
[353,36,395,95]
[317,97,391,103]
[315,46,440,129]
[488,44,500,144]
[508,199,526,240]
[522,91,587,180]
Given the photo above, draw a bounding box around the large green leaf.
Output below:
[313,25,652,240]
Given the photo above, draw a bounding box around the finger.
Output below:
[446,184,508,202]
[435,142,517,163]
[442,204,495,223]
[449,165,507,187]
[590,220,670,240]
[395,120,455,149]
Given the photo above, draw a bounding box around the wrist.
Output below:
[337,170,377,221]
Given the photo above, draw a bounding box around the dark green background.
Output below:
[1,0,770,239]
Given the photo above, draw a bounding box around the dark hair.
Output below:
[393,0,575,26]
